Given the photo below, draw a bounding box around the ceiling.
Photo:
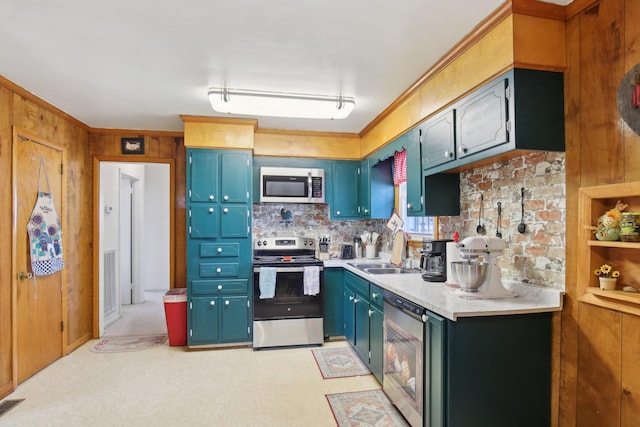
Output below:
[0,0,571,134]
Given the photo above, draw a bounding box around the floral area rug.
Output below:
[90,335,167,353]
[326,389,409,427]
[312,346,371,379]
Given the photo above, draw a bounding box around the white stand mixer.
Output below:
[455,236,517,299]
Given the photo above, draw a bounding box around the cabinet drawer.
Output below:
[369,283,384,308]
[191,279,248,295]
[200,262,239,277]
[344,271,369,297]
[200,242,239,258]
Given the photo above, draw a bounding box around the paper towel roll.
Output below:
[446,242,463,287]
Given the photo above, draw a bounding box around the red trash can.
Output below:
[163,288,187,346]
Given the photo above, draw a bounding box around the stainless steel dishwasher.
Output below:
[383,290,426,427]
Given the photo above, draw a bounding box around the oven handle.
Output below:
[253,266,324,273]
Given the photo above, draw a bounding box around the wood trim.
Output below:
[91,156,176,338]
[66,333,92,354]
[565,0,599,19]
[255,127,360,140]
[359,2,512,137]
[180,115,258,129]
[0,76,90,132]
[511,0,566,20]
[91,128,184,138]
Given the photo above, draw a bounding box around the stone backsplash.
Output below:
[439,151,566,289]
[252,203,389,259]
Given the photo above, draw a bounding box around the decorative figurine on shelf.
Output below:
[593,200,628,241]
[594,263,620,290]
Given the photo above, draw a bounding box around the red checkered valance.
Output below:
[393,149,407,185]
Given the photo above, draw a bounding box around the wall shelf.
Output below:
[578,181,640,316]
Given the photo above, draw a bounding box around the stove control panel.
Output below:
[254,236,317,250]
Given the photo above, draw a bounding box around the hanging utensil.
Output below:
[476,194,486,235]
[518,187,527,234]
[496,201,502,238]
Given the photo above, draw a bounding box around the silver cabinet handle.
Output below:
[349,295,354,301]
[223,208,229,213]
[336,210,341,216]
[372,292,378,299]
[363,208,369,214]
[225,300,230,306]
[444,150,454,158]
[354,298,359,304]
[217,247,222,253]
[216,268,222,273]
[209,208,214,213]
[223,195,229,201]
[368,309,373,316]
[210,300,215,306]
[458,145,468,154]
[209,195,214,200]
[218,285,223,290]
[407,203,413,209]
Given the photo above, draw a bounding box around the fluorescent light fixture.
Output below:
[208,88,355,119]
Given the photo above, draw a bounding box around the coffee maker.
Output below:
[420,239,452,282]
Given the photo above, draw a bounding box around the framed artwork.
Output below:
[121,137,145,154]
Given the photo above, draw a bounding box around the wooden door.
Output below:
[13,132,64,383]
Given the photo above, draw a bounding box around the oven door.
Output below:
[383,301,424,427]
[253,266,323,320]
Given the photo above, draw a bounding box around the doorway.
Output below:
[98,161,171,337]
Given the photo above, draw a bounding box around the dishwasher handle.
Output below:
[383,289,426,320]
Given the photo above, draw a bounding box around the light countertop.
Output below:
[324,257,564,321]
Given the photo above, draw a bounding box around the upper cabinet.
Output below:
[420,68,564,175]
[331,161,360,219]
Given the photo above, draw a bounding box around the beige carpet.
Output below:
[1,340,380,426]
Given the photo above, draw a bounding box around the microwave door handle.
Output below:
[308,172,312,202]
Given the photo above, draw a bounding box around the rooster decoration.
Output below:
[280,208,293,226]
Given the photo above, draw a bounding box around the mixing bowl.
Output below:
[450,261,488,291]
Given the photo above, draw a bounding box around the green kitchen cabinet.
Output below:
[323,267,344,338]
[405,131,424,216]
[189,295,250,346]
[186,148,252,348]
[420,109,456,170]
[423,68,564,175]
[331,161,360,219]
[358,159,371,219]
[423,311,551,427]
[344,271,384,383]
[422,173,460,216]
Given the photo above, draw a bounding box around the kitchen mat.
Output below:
[326,389,409,427]
[312,346,370,379]
[90,334,167,353]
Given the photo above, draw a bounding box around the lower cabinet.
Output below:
[323,267,344,338]
[344,271,384,383]
[189,295,250,346]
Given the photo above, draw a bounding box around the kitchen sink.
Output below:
[348,263,414,274]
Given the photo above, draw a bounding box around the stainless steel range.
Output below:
[252,237,324,349]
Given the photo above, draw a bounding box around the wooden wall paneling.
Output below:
[0,86,14,396]
[559,11,582,427]
[576,303,621,427]
[621,313,640,425]
[253,129,360,159]
[623,0,640,182]
[512,14,566,71]
[182,118,255,149]
[579,0,625,187]
[65,124,93,352]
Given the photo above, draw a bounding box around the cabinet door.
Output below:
[456,78,508,158]
[323,268,345,338]
[343,287,356,346]
[189,150,219,202]
[332,161,360,219]
[421,109,456,170]
[622,313,640,426]
[426,310,445,427]
[406,130,424,216]
[190,296,220,344]
[354,292,370,362]
[220,296,250,342]
[369,303,384,384]
[359,159,371,218]
[220,152,250,203]
[220,206,249,238]
[189,205,219,238]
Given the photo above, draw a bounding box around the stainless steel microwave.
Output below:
[260,166,325,203]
